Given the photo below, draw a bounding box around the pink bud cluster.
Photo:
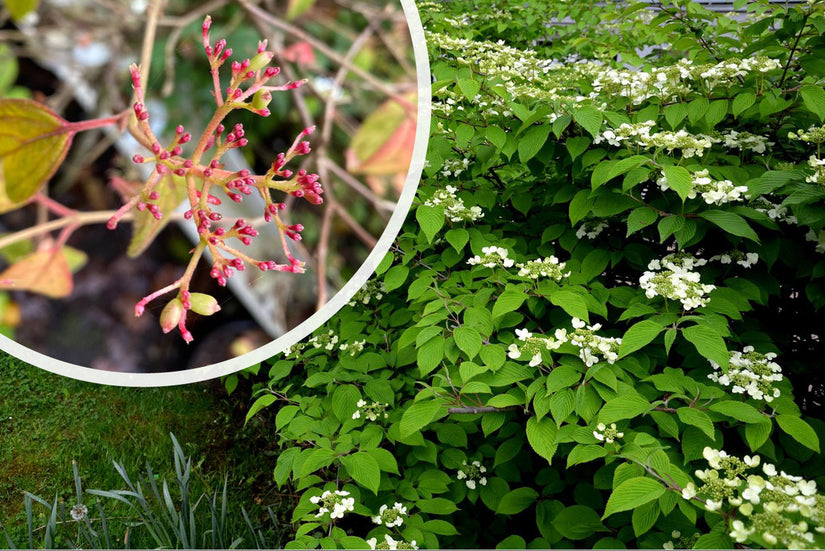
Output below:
[115,15,320,343]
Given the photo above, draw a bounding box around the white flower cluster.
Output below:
[752,197,798,225]
[372,502,407,528]
[507,327,565,367]
[575,220,608,240]
[805,155,825,185]
[806,229,825,254]
[721,130,774,154]
[597,122,718,158]
[639,254,716,310]
[309,330,339,351]
[593,120,655,146]
[516,256,571,281]
[508,319,621,368]
[467,246,514,268]
[789,124,825,144]
[656,168,749,205]
[352,399,389,421]
[568,317,622,367]
[348,280,386,307]
[440,156,472,178]
[710,251,759,268]
[310,490,355,519]
[456,460,487,490]
[367,534,418,550]
[682,447,824,549]
[707,346,783,402]
[424,185,484,223]
[592,57,781,105]
[339,340,366,356]
[662,530,700,550]
[592,422,623,444]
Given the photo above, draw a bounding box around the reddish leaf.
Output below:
[346,92,417,176]
[0,98,74,203]
[0,245,74,298]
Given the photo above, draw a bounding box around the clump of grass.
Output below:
[0,434,285,549]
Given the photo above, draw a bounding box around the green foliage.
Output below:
[243,0,825,548]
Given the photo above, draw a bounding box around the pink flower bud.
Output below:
[184,160,193,168]
[151,143,161,154]
[257,40,268,54]
[159,151,170,160]
[132,154,144,163]
[180,133,191,144]
[176,125,184,134]
[263,67,280,79]
[160,298,184,333]
[174,168,186,176]
[189,292,221,316]
[171,146,182,156]
[148,191,160,200]
[210,159,221,169]
[221,48,232,61]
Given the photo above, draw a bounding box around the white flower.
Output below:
[681,483,697,500]
[70,504,88,521]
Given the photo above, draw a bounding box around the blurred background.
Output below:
[0,0,419,372]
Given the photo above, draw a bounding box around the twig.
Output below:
[447,405,521,414]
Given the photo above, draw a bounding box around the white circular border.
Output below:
[0,0,430,387]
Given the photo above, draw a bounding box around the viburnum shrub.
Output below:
[0,16,321,343]
[239,0,825,549]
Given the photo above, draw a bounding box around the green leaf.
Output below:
[776,415,820,452]
[365,448,399,474]
[745,420,772,452]
[626,207,658,237]
[300,448,337,477]
[518,124,551,163]
[246,394,277,423]
[383,265,409,292]
[707,401,765,424]
[677,407,715,440]
[486,126,507,149]
[445,228,469,252]
[682,325,729,371]
[416,498,457,515]
[0,99,75,203]
[457,78,481,102]
[801,85,825,122]
[552,505,605,540]
[573,106,603,138]
[399,399,443,437]
[549,388,576,426]
[598,394,649,424]
[492,288,528,319]
[565,136,591,160]
[332,385,361,423]
[699,210,760,243]
[550,290,589,322]
[618,320,664,358]
[496,487,538,515]
[566,444,607,468]
[423,519,459,535]
[732,92,756,118]
[417,337,444,376]
[663,165,692,202]
[603,477,665,519]
[631,500,660,537]
[340,452,381,494]
[454,326,482,360]
[526,416,558,463]
[416,205,444,243]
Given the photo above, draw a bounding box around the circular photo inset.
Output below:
[0,0,429,384]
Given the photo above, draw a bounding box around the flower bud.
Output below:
[252,89,272,111]
[160,298,185,333]
[248,51,274,72]
[189,293,221,316]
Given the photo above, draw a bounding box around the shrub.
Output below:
[243,0,825,548]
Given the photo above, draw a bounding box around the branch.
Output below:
[447,405,521,414]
